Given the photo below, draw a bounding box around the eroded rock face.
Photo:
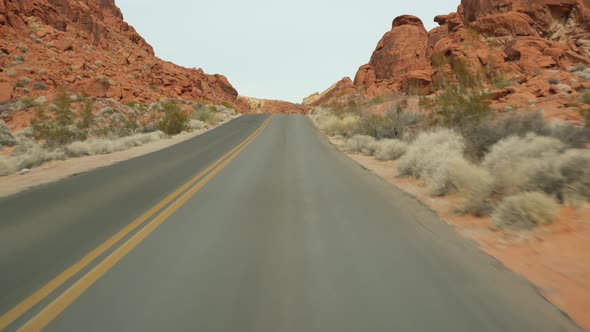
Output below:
[304,77,358,106]
[308,0,590,122]
[353,15,431,97]
[0,0,245,110]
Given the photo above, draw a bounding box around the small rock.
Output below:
[19,168,31,175]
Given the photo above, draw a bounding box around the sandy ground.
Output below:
[328,137,590,331]
[0,116,240,198]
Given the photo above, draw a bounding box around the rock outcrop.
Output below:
[0,0,245,110]
[306,0,590,122]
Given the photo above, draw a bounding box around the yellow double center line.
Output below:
[0,116,273,332]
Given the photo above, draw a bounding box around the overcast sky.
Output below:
[117,0,459,103]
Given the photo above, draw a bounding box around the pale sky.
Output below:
[117,1,459,103]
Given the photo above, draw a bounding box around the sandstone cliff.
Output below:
[0,0,244,109]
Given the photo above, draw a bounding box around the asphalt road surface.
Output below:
[0,115,581,331]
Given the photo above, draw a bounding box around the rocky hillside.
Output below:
[308,0,590,123]
[0,0,247,110]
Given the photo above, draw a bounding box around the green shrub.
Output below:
[492,74,512,89]
[30,88,79,147]
[192,108,220,125]
[220,101,234,109]
[77,96,95,139]
[428,60,491,127]
[158,102,188,135]
[20,97,35,108]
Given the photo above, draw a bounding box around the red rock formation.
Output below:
[307,0,590,123]
[240,97,310,114]
[353,15,431,97]
[304,77,358,106]
[0,0,246,110]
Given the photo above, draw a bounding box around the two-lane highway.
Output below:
[0,115,582,331]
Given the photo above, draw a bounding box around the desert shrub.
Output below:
[397,128,493,213]
[20,97,35,108]
[528,149,590,204]
[76,95,95,139]
[30,88,80,147]
[343,135,377,154]
[10,132,66,170]
[384,108,425,139]
[33,82,47,91]
[354,113,392,138]
[492,192,559,229]
[428,60,491,127]
[315,113,359,137]
[0,156,17,176]
[0,120,16,146]
[548,78,559,85]
[546,122,590,149]
[397,128,465,178]
[461,111,548,159]
[427,155,493,215]
[373,139,408,160]
[65,131,165,157]
[483,134,565,196]
[192,108,220,125]
[492,74,512,89]
[189,119,205,130]
[220,101,234,110]
[158,102,189,135]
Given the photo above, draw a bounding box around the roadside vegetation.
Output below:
[312,60,590,230]
[0,90,238,176]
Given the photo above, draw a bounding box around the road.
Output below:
[0,115,581,331]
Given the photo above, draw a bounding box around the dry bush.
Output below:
[527,149,590,205]
[373,139,408,160]
[460,111,548,159]
[0,156,17,176]
[189,119,206,130]
[315,113,359,137]
[482,134,565,196]
[343,135,377,154]
[397,128,465,178]
[546,122,590,149]
[492,192,559,229]
[427,156,494,215]
[65,131,165,157]
[353,108,426,140]
[462,111,589,159]
[396,128,494,214]
[0,120,16,146]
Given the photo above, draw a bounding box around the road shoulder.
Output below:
[0,116,240,198]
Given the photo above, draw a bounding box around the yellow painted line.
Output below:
[0,116,273,331]
[19,116,272,332]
